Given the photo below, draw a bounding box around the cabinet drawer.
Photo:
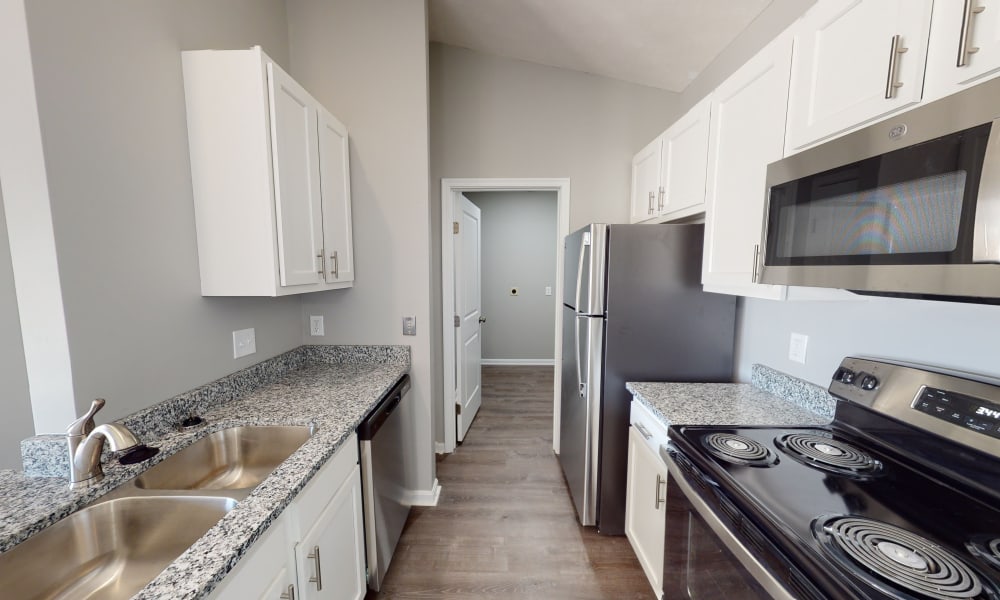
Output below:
[294,433,359,528]
[630,400,670,456]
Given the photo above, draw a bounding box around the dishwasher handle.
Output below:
[358,374,410,441]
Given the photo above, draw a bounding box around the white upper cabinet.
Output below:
[628,98,711,223]
[659,97,711,221]
[629,138,662,223]
[183,46,355,296]
[925,0,1000,101]
[702,35,792,300]
[785,0,933,154]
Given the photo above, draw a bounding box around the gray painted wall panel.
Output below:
[465,191,558,361]
[0,189,33,469]
[22,0,304,426]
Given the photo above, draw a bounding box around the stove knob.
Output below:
[834,368,856,384]
[860,375,879,391]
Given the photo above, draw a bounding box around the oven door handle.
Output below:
[660,446,799,600]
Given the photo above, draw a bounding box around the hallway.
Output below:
[368,365,652,599]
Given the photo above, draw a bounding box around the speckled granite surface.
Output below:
[751,363,837,419]
[0,345,409,600]
[626,363,834,429]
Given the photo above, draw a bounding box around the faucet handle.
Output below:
[67,398,106,437]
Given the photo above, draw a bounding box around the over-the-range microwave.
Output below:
[758,76,1000,303]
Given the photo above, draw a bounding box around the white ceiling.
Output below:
[428,0,773,92]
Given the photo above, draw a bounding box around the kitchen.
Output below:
[4,0,1000,598]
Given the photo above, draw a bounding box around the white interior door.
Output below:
[455,195,482,442]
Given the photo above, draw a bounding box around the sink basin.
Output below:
[0,496,235,600]
[134,425,312,491]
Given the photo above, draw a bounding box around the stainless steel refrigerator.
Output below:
[558,223,736,534]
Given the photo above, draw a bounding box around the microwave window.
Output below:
[774,171,967,258]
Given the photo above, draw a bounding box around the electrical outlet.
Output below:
[233,328,256,359]
[545,286,552,296]
[309,315,325,336]
[402,316,416,336]
[510,287,519,296]
[789,332,808,364]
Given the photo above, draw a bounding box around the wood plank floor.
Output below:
[367,365,654,600]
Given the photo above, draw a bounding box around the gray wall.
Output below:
[288,0,436,493]
[464,191,558,362]
[0,188,33,469]
[21,0,304,427]
[429,43,679,444]
[736,295,1000,386]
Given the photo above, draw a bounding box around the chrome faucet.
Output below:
[67,398,142,489]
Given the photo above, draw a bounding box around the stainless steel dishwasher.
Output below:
[358,374,411,591]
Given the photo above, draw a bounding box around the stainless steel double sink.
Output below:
[0,425,313,600]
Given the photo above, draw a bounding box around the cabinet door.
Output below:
[317,108,355,284]
[625,426,668,597]
[786,0,933,153]
[925,0,1000,101]
[295,466,366,600]
[702,36,791,300]
[268,62,324,288]
[659,97,711,220]
[629,138,661,223]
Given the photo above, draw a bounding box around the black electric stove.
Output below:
[662,357,1000,600]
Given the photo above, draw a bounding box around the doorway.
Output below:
[440,178,570,454]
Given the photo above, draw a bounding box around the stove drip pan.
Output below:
[701,433,778,467]
[776,432,882,477]
[815,515,1000,599]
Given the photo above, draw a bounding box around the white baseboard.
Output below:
[434,441,448,454]
[481,358,555,366]
[405,478,442,506]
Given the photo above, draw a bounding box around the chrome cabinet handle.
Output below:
[634,422,653,440]
[316,251,325,276]
[647,191,655,215]
[280,584,296,600]
[751,243,760,283]
[958,0,986,67]
[329,250,339,278]
[654,474,666,510]
[307,545,323,590]
[884,34,909,99]
[657,186,665,212]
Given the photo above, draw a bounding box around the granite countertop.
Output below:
[0,345,409,600]
[626,382,832,428]
[626,364,838,429]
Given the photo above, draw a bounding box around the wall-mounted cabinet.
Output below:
[701,35,792,301]
[784,0,933,154]
[183,46,354,297]
[925,0,1000,102]
[210,433,365,600]
[629,97,711,224]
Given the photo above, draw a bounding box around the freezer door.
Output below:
[563,224,607,315]
[558,308,604,526]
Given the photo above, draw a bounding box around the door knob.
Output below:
[478,315,487,324]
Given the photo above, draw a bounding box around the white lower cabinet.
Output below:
[209,433,365,600]
[625,402,669,599]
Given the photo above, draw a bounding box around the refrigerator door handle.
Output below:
[575,315,586,398]
[575,231,590,313]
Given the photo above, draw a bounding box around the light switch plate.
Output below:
[233,328,256,359]
[545,286,552,296]
[402,316,416,336]
[788,332,808,364]
[309,315,325,336]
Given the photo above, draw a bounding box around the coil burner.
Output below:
[775,432,882,477]
[701,433,778,467]
[815,516,1000,599]
[967,537,1000,572]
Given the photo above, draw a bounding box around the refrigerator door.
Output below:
[558,306,604,526]
[563,224,607,315]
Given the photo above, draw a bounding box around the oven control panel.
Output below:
[913,386,1000,439]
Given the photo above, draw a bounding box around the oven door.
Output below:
[660,446,818,600]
